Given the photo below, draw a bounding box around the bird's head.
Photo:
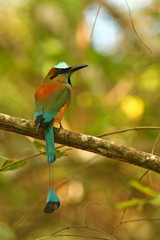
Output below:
[45,62,88,86]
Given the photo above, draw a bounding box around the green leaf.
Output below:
[0,155,10,161]
[0,222,17,240]
[0,160,27,172]
[0,155,12,166]
[130,180,157,197]
[55,149,67,159]
[33,141,46,153]
[150,193,160,205]
[117,198,148,209]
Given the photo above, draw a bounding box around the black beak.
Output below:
[69,64,88,74]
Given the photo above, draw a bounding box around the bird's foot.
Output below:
[59,122,64,129]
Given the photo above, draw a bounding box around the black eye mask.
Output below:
[50,67,71,80]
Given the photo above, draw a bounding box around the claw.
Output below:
[59,122,63,129]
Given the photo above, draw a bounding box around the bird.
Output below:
[34,62,88,213]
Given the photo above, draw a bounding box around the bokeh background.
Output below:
[0,0,160,239]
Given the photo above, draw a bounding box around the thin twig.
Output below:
[39,234,110,240]
[120,218,160,225]
[51,225,114,239]
[151,132,160,155]
[118,170,149,227]
[35,225,116,240]
[49,234,111,239]
[0,152,44,171]
[97,126,160,138]
[124,0,152,54]
[90,0,103,39]
[82,202,102,226]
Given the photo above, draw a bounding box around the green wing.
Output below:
[34,85,70,126]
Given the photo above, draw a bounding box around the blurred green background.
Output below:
[0,0,160,239]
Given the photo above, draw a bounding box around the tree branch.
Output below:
[0,113,160,173]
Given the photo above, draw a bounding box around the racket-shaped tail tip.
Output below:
[44,201,60,214]
[44,188,60,214]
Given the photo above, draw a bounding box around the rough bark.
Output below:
[0,113,160,173]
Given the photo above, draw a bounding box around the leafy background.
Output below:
[0,0,160,239]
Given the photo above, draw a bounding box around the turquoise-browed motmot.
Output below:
[34,62,88,213]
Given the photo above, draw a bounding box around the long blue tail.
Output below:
[44,123,60,213]
[44,123,55,164]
